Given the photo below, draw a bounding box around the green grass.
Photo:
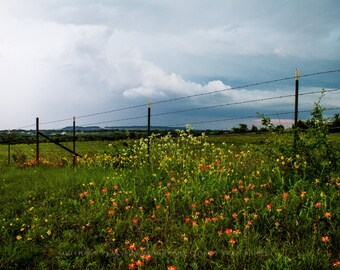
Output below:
[0,131,339,269]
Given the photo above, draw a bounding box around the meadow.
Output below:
[0,127,339,269]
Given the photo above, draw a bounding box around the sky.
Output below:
[1,0,340,130]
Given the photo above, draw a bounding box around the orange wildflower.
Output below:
[229,238,236,244]
[282,193,289,199]
[324,212,331,218]
[321,236,330,243]
[168,266,177,270]
[333,261,340,267]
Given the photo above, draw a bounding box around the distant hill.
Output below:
[104,126,185,131]
[60,125,185,131]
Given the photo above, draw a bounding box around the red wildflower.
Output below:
[225,228,233,235]
[208,251,215,257]
[315,202,322,208]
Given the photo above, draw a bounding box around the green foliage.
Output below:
[259,95,339,182]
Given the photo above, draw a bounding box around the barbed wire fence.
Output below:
[2,69,340,165]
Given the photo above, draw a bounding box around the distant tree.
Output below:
[232,123,249,133]
[275,125,285,132]
[250,125,258,132]
[238,123,248,133]
[332,114,340,127]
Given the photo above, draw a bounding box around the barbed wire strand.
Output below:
[80,88,339,127]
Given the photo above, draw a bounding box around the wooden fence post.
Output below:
[36,117,39,163]
[7,130,11,165]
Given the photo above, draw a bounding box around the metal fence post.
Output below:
[294,68,299,151]
[147,100,151,163]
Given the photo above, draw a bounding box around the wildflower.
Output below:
[141,254,152,261]
[132,218,138,223]
[315,202,322,208]
[225,228,233,235]
[324,212,331,218]
[135,260,143,267]
[224,194,230,200]
[165,192,171,198]
[282,193,289,199]
[108,228,113,233]
[16,235,22,240]
[321,236,330,243]
[89,200,95,205]
[142,236,150,242]
[128,243,137,251]
[192,221,198,227]
[191,203,196,208]
[333,261,340,267]
[128,263,135,269]
[168,266,177,270]
[218,230,223,235]
[79,191,89,197]
[184,217,191,223]
[29,207,34,211]
[208,251,215,257]
[113,185,118,190]
[156,205,161,209]
[244,197,250,202]
[229,238,236,244]
[47,229,52,236]
[266,204,272,211]
[232,213,238,218]
[101,187,107,193]
[300,191,307,198]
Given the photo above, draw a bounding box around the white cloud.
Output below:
[0,0,339,130]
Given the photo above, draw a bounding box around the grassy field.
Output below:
[0,131,339,269]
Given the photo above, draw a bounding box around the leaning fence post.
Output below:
[147,99,151,163]
[36,117,39,163]
[294,69,299,151]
